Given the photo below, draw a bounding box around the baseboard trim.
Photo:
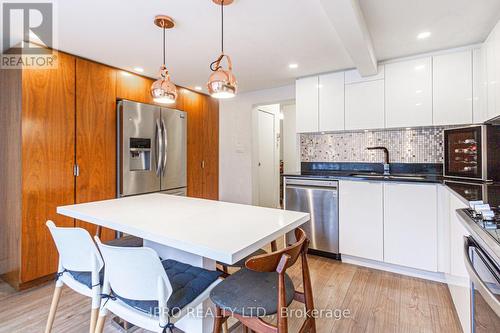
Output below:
[342,255,447,283]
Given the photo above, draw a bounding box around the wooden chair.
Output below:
[210,228,316,333]
[217,240,278,276]
[217,240,278,333]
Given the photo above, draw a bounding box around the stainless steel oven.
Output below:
[444,125,500,181]
[464,236,500,332]
[284,177,339,259]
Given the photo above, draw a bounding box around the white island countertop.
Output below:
[57,193,310,264]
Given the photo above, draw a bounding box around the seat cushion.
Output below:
[67,270,104,289]
[104,235,143,247]
[217,248,267,268]
[115,259,221,316]
[209,268,295,316]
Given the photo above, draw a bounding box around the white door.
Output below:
[257,110,277,208]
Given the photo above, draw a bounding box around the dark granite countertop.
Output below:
[283,162,500,208]
[444,180,500,208]
[283,162,443,184]
[283,171,444,184]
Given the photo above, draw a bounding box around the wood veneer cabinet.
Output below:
[0,53,219,289]
[182,89,220,199]
[75,59,116,240]
[0,52,76,288]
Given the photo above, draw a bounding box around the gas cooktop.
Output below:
[464,207,500,245]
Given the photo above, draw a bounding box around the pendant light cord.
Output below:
[163,25,166,65]
[210,1,224,71]
[221,0,224,54]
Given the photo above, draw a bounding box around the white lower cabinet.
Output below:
[383,183,438,271]
[447,192,471,333]
[339,181,384,261]
[338,181,472,333]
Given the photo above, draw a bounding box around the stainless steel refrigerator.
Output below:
[117,100,187,197]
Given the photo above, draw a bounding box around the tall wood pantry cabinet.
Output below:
[0,50,219,290]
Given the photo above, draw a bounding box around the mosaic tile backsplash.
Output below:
[300,127,445,164]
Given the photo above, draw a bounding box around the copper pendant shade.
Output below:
[151,15,177,104]
[207,0,238,99]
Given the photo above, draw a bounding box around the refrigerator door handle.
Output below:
[161,118,168,176]
[155,119,164,176]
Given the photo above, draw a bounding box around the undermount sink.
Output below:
[350,174,427,181]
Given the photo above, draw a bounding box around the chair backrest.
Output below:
[245,228,308,273]
[95,237,173,302]
[46,220,104,272]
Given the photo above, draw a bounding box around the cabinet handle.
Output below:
[73,164,80,177]
[201,160,205,169]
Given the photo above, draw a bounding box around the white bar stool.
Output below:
[45,221,105,333]
[94,236,222,333]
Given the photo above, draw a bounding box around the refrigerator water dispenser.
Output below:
[129,138,151,171]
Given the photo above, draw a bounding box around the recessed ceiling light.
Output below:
[414,65,425,71]
[133,67,144,73]
[417,31,431,40]
[194,86,203,91]
[415,89,423,94]
[289,63,298,69]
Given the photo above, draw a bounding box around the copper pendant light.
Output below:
[151,15,177,104]
[207,0,238,99]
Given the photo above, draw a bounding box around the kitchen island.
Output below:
[57,193,309,333]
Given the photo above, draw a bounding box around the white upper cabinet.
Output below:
[473,47,489,123]
[486,20,500,120]
[345,79,385,130]
[383,183,438,272]
[319,72,345,132]
[385,57,433,128]
[433,50,473,126]
[339,180,384,261]
[296,76,319,133]
[345,65,385,84]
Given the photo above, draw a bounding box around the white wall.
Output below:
[219,85,295,204]
[281,104,300,173]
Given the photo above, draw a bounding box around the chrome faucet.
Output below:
[367,146,390,175]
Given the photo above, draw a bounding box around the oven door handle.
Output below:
[463,236,500,317]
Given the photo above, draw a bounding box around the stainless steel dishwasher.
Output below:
[284,177,340,259]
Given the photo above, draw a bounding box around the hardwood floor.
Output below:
[0,255,462,333]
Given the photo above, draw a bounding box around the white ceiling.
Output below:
[360,0,500,60]
[52,0,500,93]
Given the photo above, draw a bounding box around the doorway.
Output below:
[253,102,299,208]
[255,105,279,208]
